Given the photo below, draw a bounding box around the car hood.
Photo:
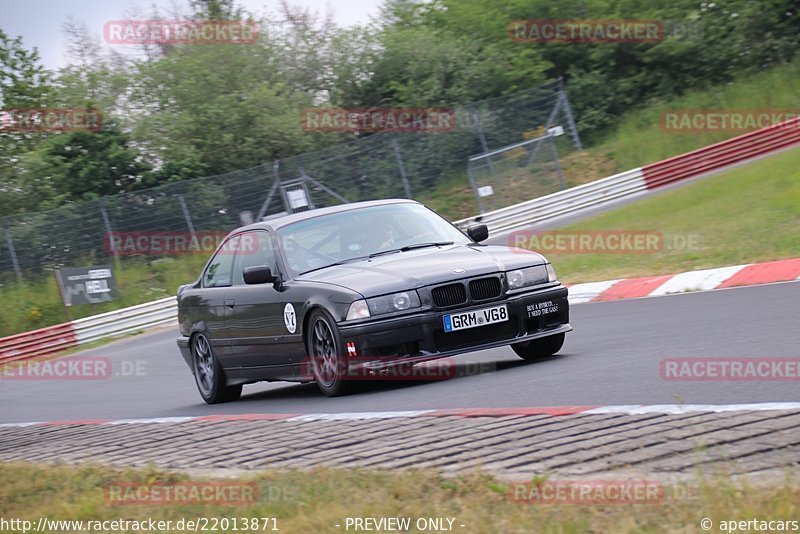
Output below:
[295,244,547,298]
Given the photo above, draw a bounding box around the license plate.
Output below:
[443,304,508,333]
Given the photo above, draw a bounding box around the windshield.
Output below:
[277,203,471,277]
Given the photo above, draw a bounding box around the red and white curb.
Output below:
[568,257,800,304]
[2,402,800,428]
[1,256,798,366]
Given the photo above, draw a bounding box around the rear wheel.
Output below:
[307,309,353,397]
[192,333,242,404]
[511,333,565,361]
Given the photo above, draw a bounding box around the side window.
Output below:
[233,231,278,285]
[203,235,239,288]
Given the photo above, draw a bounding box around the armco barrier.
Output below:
[0,298,177,364]
[0,322,77,365]
[457,116,800,234]
[455,168,646,235]
[2,117,799,360]
[642,116,800,189]
[72,297,177,345]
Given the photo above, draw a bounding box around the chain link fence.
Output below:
[467,133,568,214]
[0,79,581,284]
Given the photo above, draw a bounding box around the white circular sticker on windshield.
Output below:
[283,303,297,334]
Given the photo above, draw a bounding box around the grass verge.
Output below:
[595,59,800,172]
[0,255,207,339]
[1,463,797,534]
[1,61,798,338]
[423,58,800,220]
[537,146,800,284]
[2,147,799,337]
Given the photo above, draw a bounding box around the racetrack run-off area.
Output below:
[2,281,799,482]
[2,406,798,480]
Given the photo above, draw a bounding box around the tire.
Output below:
[307,309,353,397]
[191,332,242,404]
[511,333,565,361]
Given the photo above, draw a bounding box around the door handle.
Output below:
[225,299,236,309]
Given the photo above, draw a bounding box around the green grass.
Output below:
[0,255,208,339]
[425,58,800,219]
[594,59,800,172]
[1,148,798,337]
[1,463,798,534]
[1,60,798,338]
[1,148,798,338]
[542,146,800,284]
[417,172,477,220]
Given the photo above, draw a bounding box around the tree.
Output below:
[0,30,53,216]
[16,121,152,206]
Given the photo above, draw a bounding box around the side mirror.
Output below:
[467,224,489,243]
[243,265,274,285]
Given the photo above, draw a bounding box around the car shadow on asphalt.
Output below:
[237,354,569,402]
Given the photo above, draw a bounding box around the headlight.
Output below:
[507,265,550,289]
[366,290,421,315]
[345,300,370,320]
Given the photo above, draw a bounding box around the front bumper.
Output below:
[338,284,571,369]
[176,337,191,370]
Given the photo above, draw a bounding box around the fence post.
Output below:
[548,134,567,189]
[466,159,486,215]
[472,111,494,177]
[177,194,197,235]
[391,139,412,199]
[99,201,121,273]
[2,223,23,283]
[558,78,582,150]
[256,176,281,221]
[302,172,349,204]
[528,86,565,165]
[272,159,281,183]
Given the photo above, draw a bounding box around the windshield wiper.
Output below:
[299,242,456,274]
[368,241,454,258]
[298,255,370,276]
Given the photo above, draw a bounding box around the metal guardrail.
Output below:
[0,298,178,365]
[642,117,800,189]
[457,116,800,235]
[72,297,177,345]
[455,168,646,235]
[2,118,799,363]
[0,323,77,365]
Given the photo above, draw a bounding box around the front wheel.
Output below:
[307,309,353,397]
[511,333,565,361]
[192,332,242,404]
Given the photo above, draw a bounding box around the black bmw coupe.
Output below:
[176,199,571,403]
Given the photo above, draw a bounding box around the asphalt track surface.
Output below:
[1,281,798,424]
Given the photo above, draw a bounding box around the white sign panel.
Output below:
[477,185,494,198]
[286,189,309,210]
